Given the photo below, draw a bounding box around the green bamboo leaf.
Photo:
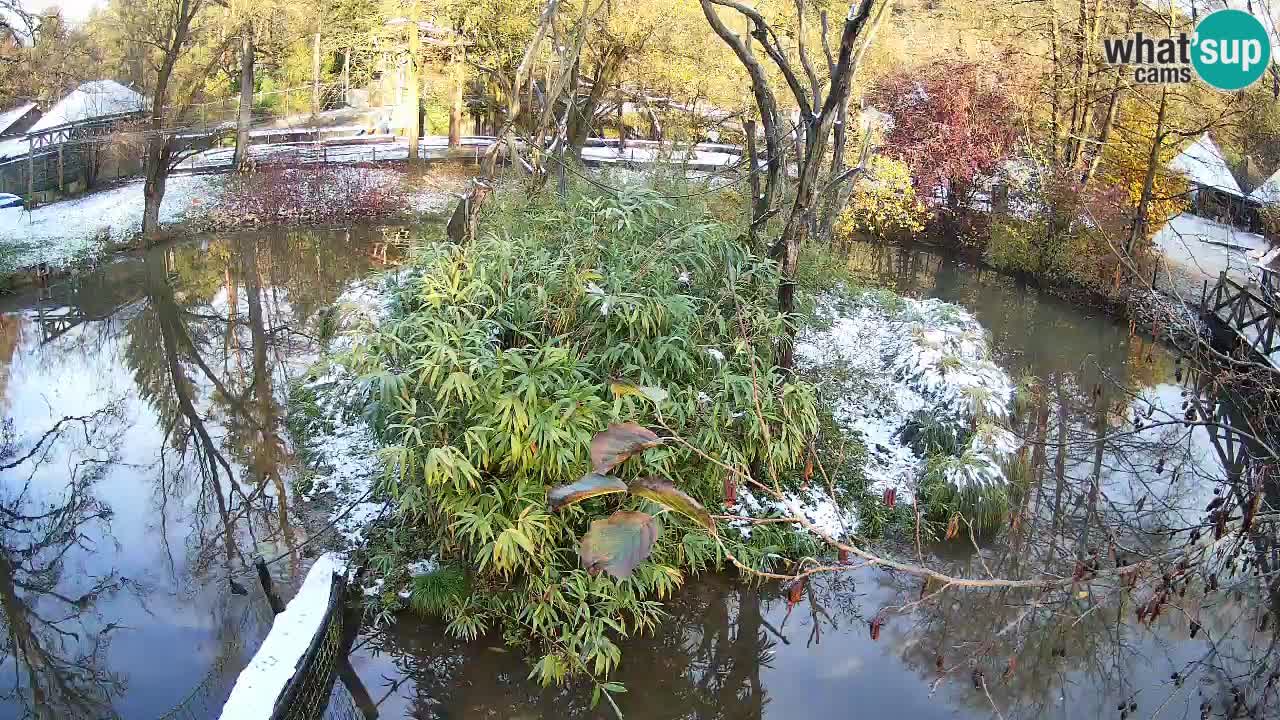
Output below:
[547,473,629,511]
[590,423,661,473]
[630,477,714,531]
[579,510,659,579]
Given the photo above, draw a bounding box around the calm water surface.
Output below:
[347,242,1264,720]
[0,225,414,719]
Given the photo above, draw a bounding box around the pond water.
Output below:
[346,242,1269,719]
[0,234,1265,720]
[0,225,416,719]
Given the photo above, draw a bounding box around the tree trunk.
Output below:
[142,138,170,238]
[407,22,421,164]
[1126,86,1168,257]
[311,31,322,116]
[449,55,464,148]
[567,46,622,160]
[234,29,254,172]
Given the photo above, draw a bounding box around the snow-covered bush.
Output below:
[798,290,1018,530]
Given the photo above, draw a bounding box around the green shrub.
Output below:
[986,216,1040,275]
[834,155,928,241]
[346,180,823,686]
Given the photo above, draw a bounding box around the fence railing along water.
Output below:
[218,554,360,720]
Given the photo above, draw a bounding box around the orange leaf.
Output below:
[945,514,960,541]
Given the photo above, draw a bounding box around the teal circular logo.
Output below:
[1192,9,1271,91]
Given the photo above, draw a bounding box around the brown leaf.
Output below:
[590,423,661,473]
[724,475,737,508]
[630,476,714,531]
[547,472,628,511]
[579,511,659,579]
[945,514,960,541]
[787,578,806,606]
[870,616,883,641]
[883,487,897,509]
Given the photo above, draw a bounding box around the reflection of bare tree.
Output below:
[123,229,396,581]
[358,576,775,719]
[0,408,129,719]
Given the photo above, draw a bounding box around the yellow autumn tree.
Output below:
[1096,96,1188,244]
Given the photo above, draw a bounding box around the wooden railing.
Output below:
[1209,272,1280,361]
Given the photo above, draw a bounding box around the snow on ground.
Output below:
[177,135,742,173]
[798,291,1016,505]
[294,276,404,548]
[218,553,347,720]
[0,163,455,273]
[1153,212,1268,287]
[0,174,223,270]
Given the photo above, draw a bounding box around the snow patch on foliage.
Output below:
[294,277,400,547]
[731,485,855,540]
[798,291,1016,504]
[298,367,385,547]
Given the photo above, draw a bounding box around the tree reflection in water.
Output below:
[0,407,130,719]
[0,224,416,718]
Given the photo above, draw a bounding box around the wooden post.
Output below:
[254,556,286,614]
[448,52,463,148]
[284,88,291,119]
[743,118,762,245]
[57,145,64,192]
[26,137,34,207]
[343,49,351,105]
[406,21,420,164]
[312,31,322,116]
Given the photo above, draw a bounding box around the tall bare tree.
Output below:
[699,0,886,370]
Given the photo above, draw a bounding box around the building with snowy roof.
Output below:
[1167,133,1260,232]
[0,103,40,138]
[0,80,148,204]
[1250,165,1280,208]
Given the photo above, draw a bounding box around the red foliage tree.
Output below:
[868,60,1022,207]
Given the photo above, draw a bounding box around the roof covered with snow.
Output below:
[0,103,37,136]
[29,81,145,132]
[1250,166,1280,205]
[1168,133,1244,197]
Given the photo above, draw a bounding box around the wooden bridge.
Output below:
[1206,271,1280,366]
